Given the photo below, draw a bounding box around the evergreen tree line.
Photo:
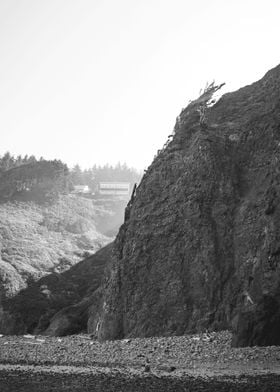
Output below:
[0,152,142,193]
[0,154,70,201]
[0,152,41,172]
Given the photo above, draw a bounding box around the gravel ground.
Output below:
[0,331,280,391]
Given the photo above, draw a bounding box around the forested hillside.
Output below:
[0,155,140,334]
[0,153,142,198]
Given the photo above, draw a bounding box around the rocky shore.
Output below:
[1,331,280,391]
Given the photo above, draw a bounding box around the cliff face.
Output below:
[89,64,280,346]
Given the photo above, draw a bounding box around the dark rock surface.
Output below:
[88,64,280,347]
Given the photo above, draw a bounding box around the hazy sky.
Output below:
[0,0,279,169]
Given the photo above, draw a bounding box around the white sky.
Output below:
[0,0,279,170]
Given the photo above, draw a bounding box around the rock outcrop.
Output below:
[88,64,280,347]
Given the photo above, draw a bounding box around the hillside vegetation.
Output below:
[0,244,112,335]
[0,196,110,298]
[0,157,135,334]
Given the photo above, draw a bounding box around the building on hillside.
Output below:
[98,182,130,196]
[72,185,90,194]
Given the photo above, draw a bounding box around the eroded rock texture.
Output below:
[89,64,280,347]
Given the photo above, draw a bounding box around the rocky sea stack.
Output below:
[88,64,280,347]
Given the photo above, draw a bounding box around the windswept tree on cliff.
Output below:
[173,81,225,133]
[196,81,225,129]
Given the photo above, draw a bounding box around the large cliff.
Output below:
[88,64,280,347]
